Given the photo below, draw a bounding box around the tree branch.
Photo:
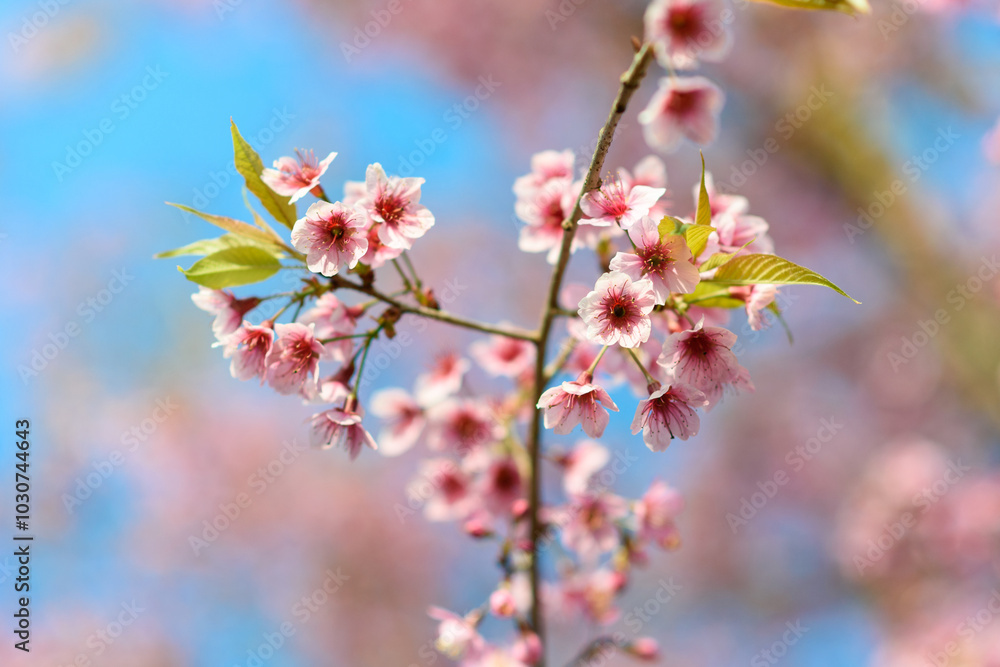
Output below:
[331,276,538,342]
[525,43,656,667]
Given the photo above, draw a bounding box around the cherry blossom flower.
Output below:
[626,638,661,662]
[290,201,369,277]
[264,322,328,395]
[359,223,404,268]
[408,459,474,521]
[704,210,774,256]
[470,333,535,377]
[560,440,611,496]
[427,398,502,454]
[634,480,684,549]
[479,455,524,517]
[609,216,700,304]
[561,492,628,560]
[513,149,575,200]
[191,287,261,340]
[516,176,579,264]
[619,155,668,191]
[580,179,665,230]
[414,353,470,405]
[644,0,733,70]
[428,607,485,660]
[308,402,378,459]
[360,163,435,249]
[578,271,657,348]
[639,76,724,153]
[511,632,543,665]
[298,293,363,361]
[221,321,273,382]
[657,323,753,408]
[370,388,426,456]
[261,149,336,203]
[489,588,516,618]
[537,374,619,438]
[729,284,777,330]
[631,383,708,449]
[555,568,625,625]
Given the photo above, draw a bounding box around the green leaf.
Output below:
[154,233,284,260]
[658,215,685,239]
[684,225,714,259]
[695,152,712,228]
[697,239,755,272]
[166,203,287,250]
[179,246,282,289]
[231,120,298,229]
[711,254,860,303]
[750,0,869,14]
[242,188,282,239]
[683,281,745,309]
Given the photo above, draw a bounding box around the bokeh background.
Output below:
[2,0,1000,665]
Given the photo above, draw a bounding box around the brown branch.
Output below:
[525,43,655,666]
[331,276,538,342]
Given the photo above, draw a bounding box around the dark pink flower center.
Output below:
[376,190,408,225]
[600,285,643,333]
[491,462,521,493]
[666,89,702,117]
[638,242,675,276]
[665,5,706,44]
[318,213,352,250]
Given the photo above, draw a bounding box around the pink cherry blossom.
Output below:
[560,440,611,496]
[261,149,336,203]
[489,588,516,618]
[626,638,661,661]
[705,211,774,256]
[470,333,535,377]
[639,76,724,153]
[537,373,619,438]
[479,455,524,517]
[631,383,708,449]
[298,293,363,361]
[369,388,426,456]
[428,607,485,660]
[290,201,369,277]
[308,403,378,459]
[358,223,404,268]
[619,155,668,191]
[221,321,273,382]
[580,179,665,230]
[560,492,628,560]
[511,632,543,665]
[513,149,575,200]
[191,287,260,339]
[644,0,733,70]
[578,271,657,348]
[729,284,777,330]
[657,323,753,408]
[360,163,435,249]
[414,352,470,405]
[264,322,329,395]
[634,480,684,549]
[427,398,502,454]
[555,568,625,625]
[609,216,700,303]
[516,176,580,264]
[408,459,474,521]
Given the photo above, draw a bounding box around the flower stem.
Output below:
[625,347,657,385]
[585,345,610,376]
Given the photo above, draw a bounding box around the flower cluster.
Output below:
[166,9,856,660]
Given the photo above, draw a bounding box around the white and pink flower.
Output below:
[578,271,657,348]
[360,163,435,249]
[408,459,474,521]
[580,179,665,230]
[631,383,708,449]
[264,322,329,395]
[560,440,611,496]
[309,402,378,459]
[657,323,753,408]
[191,287,261,340]
[513,149,575,200]
[634,480,684,549]
[537,374,619,438]
[609,216,700,304]
[639,76,724,153]
[427,398,502,454]
[369,388,425,456]
[221,321,273,382]
[471,333,535,378]
[261,149,336,203]
[414,353,470,405]
[560,492,628,561]
[290,201,369,277]
[516,176,579,264]
[644,0,733,70]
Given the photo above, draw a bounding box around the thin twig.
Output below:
[331,276,538,342]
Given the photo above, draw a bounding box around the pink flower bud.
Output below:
[489,588,516,618]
